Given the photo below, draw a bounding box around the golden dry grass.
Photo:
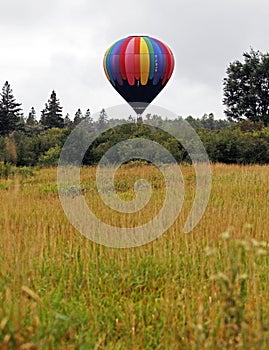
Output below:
[0,164,269,349]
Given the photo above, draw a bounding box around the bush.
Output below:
[38,145,61,167]
[0,162,15,179]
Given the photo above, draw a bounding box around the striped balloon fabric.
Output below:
[103,35,175,113]
[104,36,174,86]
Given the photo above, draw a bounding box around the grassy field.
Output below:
[0,163,269,349]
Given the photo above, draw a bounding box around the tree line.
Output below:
[0,81,93,134]
[1,48,269,167]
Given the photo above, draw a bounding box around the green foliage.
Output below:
[224,48,269,124]
[97,108,108,127]
[0,104,269,166]
[186,113,232,130]
[0,136,5,161]
[0,81,22,135]
[83,123,187,165]
[40,90,64,129]
[63,113,72,128]
[200,126,269,164]
[16,166,35,178]
[0,162,15,178]
[73,108,85,126]
[38,145,61,167]
[0,162,34,179]
[26,106,38,126]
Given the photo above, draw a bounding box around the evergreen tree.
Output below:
[64,113,72,128]
[0,81,22,135]
[73,108,84,125]
[85,108,94,126]
[25,107,43,135]
[40,90,64,128]
[128,115,135,123]
[98,108,108,127]
[16,113,26,132]
[40,105,48,126]
[85,108,91,120]
[26,107,37,126]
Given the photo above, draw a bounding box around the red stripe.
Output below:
[125,38,135,85]
[167,49,175,80]
[134,37,140,80]
[120,37,133,80]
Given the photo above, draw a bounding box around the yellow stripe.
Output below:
[140,38,149,85]
[103,54,110,80]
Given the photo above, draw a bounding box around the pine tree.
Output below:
[85,108,91,120]
[24,107,42,135]
[26,107,37,126]
[85,108,93,126]
[73,108,84,125]
[16,113,26,132]
[0,81,22,135]
[64,113,72,128]
[98,108,108,127]
[128,115,135,123]
[40,104,48,126]
[40,90,64,128]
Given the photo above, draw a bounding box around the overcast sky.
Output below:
[1,0,269,120]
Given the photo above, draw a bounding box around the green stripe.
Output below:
[143,37,155,80]
[105,45,115,85]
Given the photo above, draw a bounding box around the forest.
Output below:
[1,49,269,169]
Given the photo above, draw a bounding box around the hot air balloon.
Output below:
[103,35,175,115]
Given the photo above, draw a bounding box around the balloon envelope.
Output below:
[104,35,175,114]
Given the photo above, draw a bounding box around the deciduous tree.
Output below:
[223,49,269,125]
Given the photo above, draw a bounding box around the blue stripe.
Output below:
[106,38,125,84]
[150,38,165,85]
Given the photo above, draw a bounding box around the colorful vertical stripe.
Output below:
[104,36,174,87]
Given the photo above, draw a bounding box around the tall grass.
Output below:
[0,164,269,349]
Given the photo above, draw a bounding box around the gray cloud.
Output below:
[1,0,269,119]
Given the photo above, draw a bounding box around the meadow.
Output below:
[0,163,269,349]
